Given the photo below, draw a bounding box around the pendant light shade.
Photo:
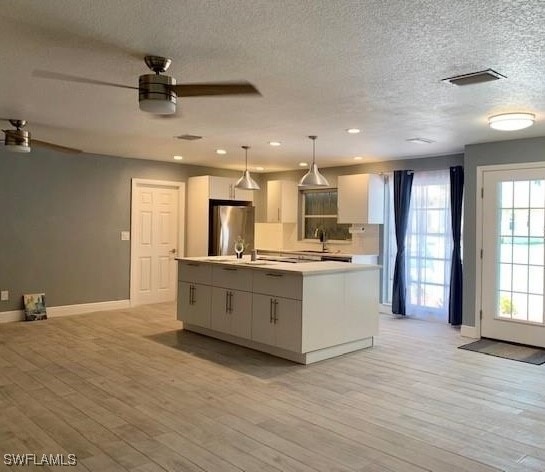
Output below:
[298,136,329,187]
[235,146,260,191]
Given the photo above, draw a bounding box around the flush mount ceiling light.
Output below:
[298,136,329,187]
[299,162,308,167]
[173,155,183,160]
[353,156,364,161]
[235,146,260,190]
[406,137,435,144]
[216,149,227,155]
[269,141,281,146]
[255,166,265,171]
[488,113,535,131]
[346,128,361,134]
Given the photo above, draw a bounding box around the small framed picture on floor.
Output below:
[23,293,47,321]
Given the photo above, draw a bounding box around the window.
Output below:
[383,170,452,320]
[301,189,351,241]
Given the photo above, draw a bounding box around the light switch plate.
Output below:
[121,231,130,241]
[0,290,8,301]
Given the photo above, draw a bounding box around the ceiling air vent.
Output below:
[176,134,202,141]
[442,69,506,86]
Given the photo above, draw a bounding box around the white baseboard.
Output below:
[0,299,130,323]
[379,303,392,315]
[460,324,480,339]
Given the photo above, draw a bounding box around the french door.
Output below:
[481,166,545,347]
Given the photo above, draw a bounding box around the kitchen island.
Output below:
[176,255,380,364]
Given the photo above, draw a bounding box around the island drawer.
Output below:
[212,265,253,291]
[252,271,302,300]
[178,261,212,284]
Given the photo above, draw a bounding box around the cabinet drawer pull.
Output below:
[273,299,279,323]
[187,263,200,267]
[225,291,229,313]
[228,291,233,313]
[265,273,284,277]
[222,267,238,271]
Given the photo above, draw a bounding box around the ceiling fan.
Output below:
[34,55,261,116]
[1,119,82,154]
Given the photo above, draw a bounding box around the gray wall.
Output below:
[463,136,545,327]
[0,147,242,312]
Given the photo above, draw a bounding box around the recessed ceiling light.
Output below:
[299,162,308,167]
[346,128,361,134]
[406,137,435,144]
[173,155,183,160]
[216,149,227,155]
[269,141,281,146]
[488,113,535,131]
[353,156,364,161]
[255,166,265,171]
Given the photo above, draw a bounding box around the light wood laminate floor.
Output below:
[1,303,544,472]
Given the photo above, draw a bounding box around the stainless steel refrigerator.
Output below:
[209,204,255,256]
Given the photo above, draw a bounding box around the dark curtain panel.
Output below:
[448,166,464,325]
[392,170,413,315]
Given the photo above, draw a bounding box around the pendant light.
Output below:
[235,145,260,191]
[298,135,329,187]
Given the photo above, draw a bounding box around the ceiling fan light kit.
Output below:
[139,56,177,114]
[235,145,260,191]
[139,74,177,114]
[1,119,82,154]
[3,120,31,153]
[299,135,329,187]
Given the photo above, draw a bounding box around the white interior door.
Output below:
[481,166,545,347]
[131,179,184,306]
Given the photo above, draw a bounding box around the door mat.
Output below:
[459,338,545,365]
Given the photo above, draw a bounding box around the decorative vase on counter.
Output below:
[234,236,245,259]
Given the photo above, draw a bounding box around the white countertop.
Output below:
[177,255,380,275]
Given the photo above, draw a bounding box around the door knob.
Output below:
[169,248,177,254]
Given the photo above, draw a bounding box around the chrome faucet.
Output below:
[314,227,328,252]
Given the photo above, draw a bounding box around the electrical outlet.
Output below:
[0,290,8,301]
[121,231,130,241]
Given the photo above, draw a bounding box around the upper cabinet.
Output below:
[337,174,384,224]
[207,176,254,202]
[267,180,298,223]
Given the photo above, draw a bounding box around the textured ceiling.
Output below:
[1,0,545,171]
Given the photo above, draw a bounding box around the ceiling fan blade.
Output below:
[33,139,83,154]
[172,81,261,97]
[33,70,138,90]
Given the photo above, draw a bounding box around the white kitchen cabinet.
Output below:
[211,287,252,338]
[177,260,212,327]
[337,173,384,224]
[177,281,211,328]
[207,176,254,201]
[267,180,298,223]
[252,294,301,351]
[187,175,254,256]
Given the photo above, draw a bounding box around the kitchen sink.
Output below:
[257,256,316,264]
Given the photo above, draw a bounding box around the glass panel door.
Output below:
[481,167,545,347]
